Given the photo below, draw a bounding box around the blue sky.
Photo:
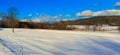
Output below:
[0,0,120,21]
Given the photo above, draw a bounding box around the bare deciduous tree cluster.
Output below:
[0,7,19,32]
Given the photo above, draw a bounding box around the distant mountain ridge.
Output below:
[69,16,120,26]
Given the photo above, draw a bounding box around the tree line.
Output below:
[0,7,120,32]
[0,7,74,32]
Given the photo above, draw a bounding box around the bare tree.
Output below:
[1,13,6,21]
[8,7,19,33]
[0,13,7,27]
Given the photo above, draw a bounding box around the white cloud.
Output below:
[62,19,75,21]
[36,13,39,16]
[58,14,62,17]
[115,2,120,7]
[39,15,61,23]
[76,9,120,17]
[22,15,61,23]
[76,12,81,16]
[76,10,93,16]
[28,13,32,16]
[81,10,93,16]
[53,16,58,18]
[66,14,71,17]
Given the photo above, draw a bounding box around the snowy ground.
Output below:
[0,28,120,55]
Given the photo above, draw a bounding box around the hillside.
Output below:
[70,16,120,26]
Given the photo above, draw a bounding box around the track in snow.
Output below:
[0,29,120,55]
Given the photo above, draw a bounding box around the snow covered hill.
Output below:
[0,28,120,55]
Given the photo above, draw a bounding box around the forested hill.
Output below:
[69,16,120,26]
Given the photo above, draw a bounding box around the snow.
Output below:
[68,25,119,31]
[0,28,120,55]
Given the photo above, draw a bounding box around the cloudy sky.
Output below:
[0,0,120,21]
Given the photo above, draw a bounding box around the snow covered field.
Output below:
[0,28,120,55]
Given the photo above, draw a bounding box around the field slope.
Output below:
[0,29,120,55]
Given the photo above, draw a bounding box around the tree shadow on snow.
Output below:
[0,28,3,30]
[89,37,120,54]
